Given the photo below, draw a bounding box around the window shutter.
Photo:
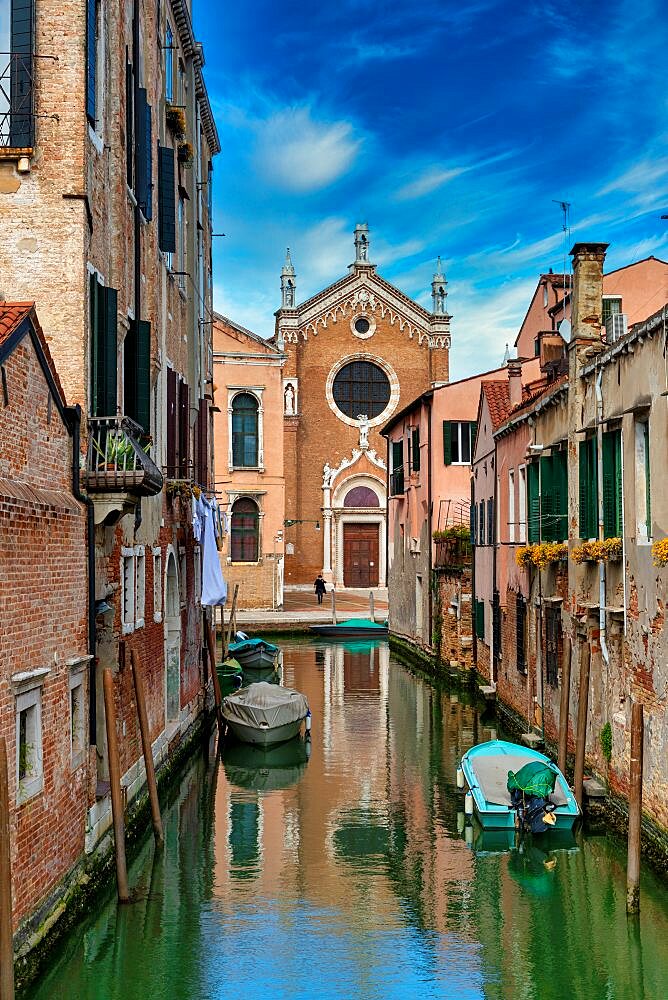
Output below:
[487,498,494,545]
[553,449,567,542]
[411,427,420,472]
[469,421,478,458]
[135,89,152,220]
[101,287,118,417]
[470,498,476,546]
[125,62,134,188]
[602,430,622,538]
[167,368,177,476]
[90,275,118,418]
[10,0,35,147]
[443,421,452,465]
[86,0,96,124]
[643,422,651,537]
[516,594,526,671]
[539,455,553,541]
[527,462,540,543]
[158,145,176,253]
[124,319,151,433]
[178,379,190,476]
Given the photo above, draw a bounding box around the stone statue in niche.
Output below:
[286,281,295,307]
[322,462,333,488]
[359,237,368,261]
[357,413,369,450]
[284,382,295,415]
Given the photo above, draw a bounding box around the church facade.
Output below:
[276,224,451,589]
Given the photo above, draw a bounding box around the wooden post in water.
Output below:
[206,621,226,749]
[573,639,591,809]
[369,590,375,622]
[103,669,130,902]
[331,588,337,625]
[0,738,14,1000]
[627,701,644,915]
[224,585,239,658]
[558,636,572,776]
[130,650,164,849]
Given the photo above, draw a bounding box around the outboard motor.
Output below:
[507,761,559,834]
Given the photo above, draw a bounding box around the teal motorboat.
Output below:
[309,618,388,638]
[227,637,279,671]
[461,739,580,832]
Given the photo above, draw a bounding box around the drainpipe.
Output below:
[595,370,610,665]
[65,404,97,744]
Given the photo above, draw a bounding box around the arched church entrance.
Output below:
[343,523,379,587]
[334,481,384,588]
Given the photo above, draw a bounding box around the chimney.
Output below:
[507,359,522,408]
[569,242,609,340]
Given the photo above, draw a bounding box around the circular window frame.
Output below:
[350,312,376,340]
[325,353,400,429]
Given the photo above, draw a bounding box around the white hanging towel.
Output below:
[201,498,228,606]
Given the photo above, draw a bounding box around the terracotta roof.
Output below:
[481,380,510,430]
[0,302,33,346]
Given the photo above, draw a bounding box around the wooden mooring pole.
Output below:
[0,738,15,1000]
[573,639,590,810]
[557,636,572,776]
[369,590,375,622]
[130,651,164,849]
[224,585,240,658]
[627,701,644,915]
[206,620,226,750]
[331,588,337,625]
[103,669,130,902]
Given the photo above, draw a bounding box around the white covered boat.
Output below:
[222,681,309,747]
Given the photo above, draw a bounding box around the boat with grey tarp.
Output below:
[461,739,580,832]
[222,681,309,747]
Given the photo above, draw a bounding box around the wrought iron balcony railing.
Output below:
[389,468,405,496]
[0,52,34,149]
[85,415,163,496]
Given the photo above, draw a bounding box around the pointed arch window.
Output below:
[232,393,259,467]
[231,498,259,562]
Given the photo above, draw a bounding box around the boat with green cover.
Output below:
[216,657,243,697]
[309,618,388,638]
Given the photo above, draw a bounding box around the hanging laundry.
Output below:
[201,497,227,606]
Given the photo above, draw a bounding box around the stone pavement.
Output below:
[233,586,388,628]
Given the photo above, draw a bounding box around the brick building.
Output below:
[0,0,219,954]
[0,304,90,941]
[275,226,450,589]
[212,315,287,609]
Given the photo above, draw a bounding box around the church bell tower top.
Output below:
[280,248,296,309]
[354,222,371,264]
[431,256,448,316]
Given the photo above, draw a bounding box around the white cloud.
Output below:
[449,278,538,380]
[254,106,361,192]
[395,167,467,201]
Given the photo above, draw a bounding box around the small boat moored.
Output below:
[461,739,580,832]
[222,681,309,747]
[227,637,279,671]
[216,657,243,697]
[309,618,388,638]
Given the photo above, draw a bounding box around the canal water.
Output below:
[24,640,668,999]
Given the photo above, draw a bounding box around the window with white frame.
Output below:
[153,547,163,622]
[135,546,146,628]
[508,469,516,543]
[15,685,44,804]
[122,547,135,634]
[193,545,202,604]
[635,418,651,541]
[518,465,527,543]
[446,421,474,465]
[70,670,86,768]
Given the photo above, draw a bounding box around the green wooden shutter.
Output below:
[527,462,540,543]
[90,275,118,417]
[579,441,588,538]
[10,0,35,146]
[443,420,452,465]
[124,319,151,433]
[553,450,567,541]
[158,145,176,253]
[135,89,152,220]
[540,455,553,541]
[579,438,598,539]
[475,600,485,639]
[86,0,96,124]
[412,427,420,472]
[469,421,478,458]
[602,429,622,538]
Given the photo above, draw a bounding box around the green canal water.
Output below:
[24,640,668,999]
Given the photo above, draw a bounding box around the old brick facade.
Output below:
[0,0,219,952]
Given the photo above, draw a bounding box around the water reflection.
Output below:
[23,640,668,1000]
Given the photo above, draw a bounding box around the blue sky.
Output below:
[194,0,668,380]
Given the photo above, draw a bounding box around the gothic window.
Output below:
[232,393,259,467]
[332,360,390,419]
[231,498,259,562]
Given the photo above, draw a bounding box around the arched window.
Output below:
[232,393,259,467]
[332,360,390,419]
[231,498,259,562]
[344,486,380,508]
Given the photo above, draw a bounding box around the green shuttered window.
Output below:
[527,462,540,543]
[124,319,151,433]
[86,0,96,123]
[579,438,598,539]
[158,145,177,253]
[474,599,485,639]
[391,440,404,495]
[90,273,118,417]
[135,89,153,221]
[538,450,567,542]
[602,429,623,538]
[411,427,420,472]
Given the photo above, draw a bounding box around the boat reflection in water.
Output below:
[223,737,310,793]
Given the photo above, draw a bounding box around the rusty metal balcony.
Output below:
[84,416,163,504]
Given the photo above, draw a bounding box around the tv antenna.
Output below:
[553,199,572,320]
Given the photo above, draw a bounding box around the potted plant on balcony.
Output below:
[652,538,668,567]
[516,542,568,569]
[571,538,622,564]
[178,140,194,167]
[166,105,186,139]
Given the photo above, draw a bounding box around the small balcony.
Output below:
[434,535,472,572]
[85,416,163,523]
[0,52,35,151]
[390,468,405,496]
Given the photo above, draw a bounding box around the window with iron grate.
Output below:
[332,360,390,419]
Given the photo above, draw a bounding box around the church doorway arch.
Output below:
[330,474,386,588]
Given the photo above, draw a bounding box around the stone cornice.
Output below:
[170,0,221,156]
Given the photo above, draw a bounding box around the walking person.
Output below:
[314,573,327,605]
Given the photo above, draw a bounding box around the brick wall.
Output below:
[436,570,473,670]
